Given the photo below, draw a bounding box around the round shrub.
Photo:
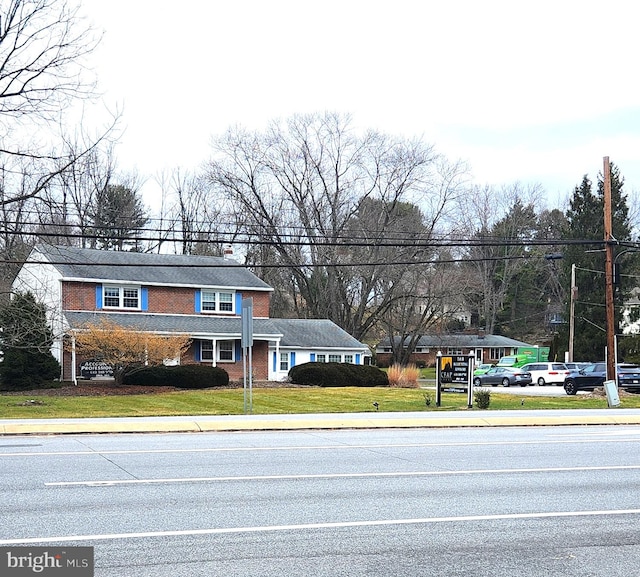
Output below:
[289,362,388,387]
[123,364,229,388]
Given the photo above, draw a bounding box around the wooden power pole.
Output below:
[603,156,616,382]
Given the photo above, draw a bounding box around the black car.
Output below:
[563,362,640,395]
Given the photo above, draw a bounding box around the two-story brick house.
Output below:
[11,244,370,382]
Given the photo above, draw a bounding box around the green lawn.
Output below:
[0,386,631,419]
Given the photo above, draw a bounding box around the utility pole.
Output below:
[603,156,616,382]
[569,263,576,363]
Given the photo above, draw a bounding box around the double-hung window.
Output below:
[200,340,234,362]
[103,286,140,309]
[280,352,289,371]
[201,290,234,313]
[218,340,234,361]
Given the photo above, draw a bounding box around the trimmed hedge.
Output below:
[288,362,388,387]
[123,364,229,389]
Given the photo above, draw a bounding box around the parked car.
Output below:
[520,362,571,386]
[473,366,532,387]
[618,365,640,392]
[563,362,640,395]
[564,362,590,371]
[473,363,494,376]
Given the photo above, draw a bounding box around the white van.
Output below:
[520,362,570,386]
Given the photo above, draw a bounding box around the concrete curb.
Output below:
[3,409,640,435]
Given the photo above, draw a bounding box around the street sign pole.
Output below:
[241,298,254,414]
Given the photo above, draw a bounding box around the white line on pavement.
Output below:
[44,463,640,487]
[4,435,640,457]
[2,508,640,545]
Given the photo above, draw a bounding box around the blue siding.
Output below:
[194,290,201,313]
[95,285,102,309]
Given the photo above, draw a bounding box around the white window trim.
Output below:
[103,285,141,310]
[218,340,234,362]
[201,290,235,314]
[200,339,235,364]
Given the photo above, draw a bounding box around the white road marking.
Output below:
[2,508,640,545]
[44,463,640,487]
[3,435,640,458]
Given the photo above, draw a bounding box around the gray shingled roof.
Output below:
[270,318,368,349]
[378,334,533,349]
[63,312,368,350]
[33,244,272,290]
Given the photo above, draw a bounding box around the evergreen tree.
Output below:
[89,184,149,251]
[559,165,632,361]
[0,292,60,390]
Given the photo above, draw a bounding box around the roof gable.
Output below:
[31,244,272,291]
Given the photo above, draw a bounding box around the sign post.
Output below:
[435,351,442,407]
[466,353,475,409]
[241,298,254,414]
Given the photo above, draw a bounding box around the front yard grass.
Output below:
[0,386,633,419]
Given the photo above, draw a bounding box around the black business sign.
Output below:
[436,353,475,408]
[79,360,113,379]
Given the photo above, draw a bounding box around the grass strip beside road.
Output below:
[0,387,631,419]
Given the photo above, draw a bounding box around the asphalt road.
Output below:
[2,426,640,576]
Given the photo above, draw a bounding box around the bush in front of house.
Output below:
[288,362,389,387]
[123,364,229,388]
[0,347,60,391]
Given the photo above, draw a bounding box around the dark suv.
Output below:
[563,363,640,395]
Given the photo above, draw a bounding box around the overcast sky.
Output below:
[82,0,640,210]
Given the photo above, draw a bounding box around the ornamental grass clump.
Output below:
[388,364,420,388]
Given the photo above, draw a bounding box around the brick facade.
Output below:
[62,282,271,316]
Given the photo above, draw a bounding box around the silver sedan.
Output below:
[472,366,532,387]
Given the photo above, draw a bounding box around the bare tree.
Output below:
[156,168,232,256]
[0,0,119,285]
[205,112,469,341]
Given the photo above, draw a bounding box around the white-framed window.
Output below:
[103,285,140,309]
[218,340,234,361]
[201,290,235,313]
[328,354,341,363]
[201,340,214,361]
[344,354,353,364]
[447,348,463,355]
[200,340,235,362]
[316,354,326,363]
[280,352,289,371]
